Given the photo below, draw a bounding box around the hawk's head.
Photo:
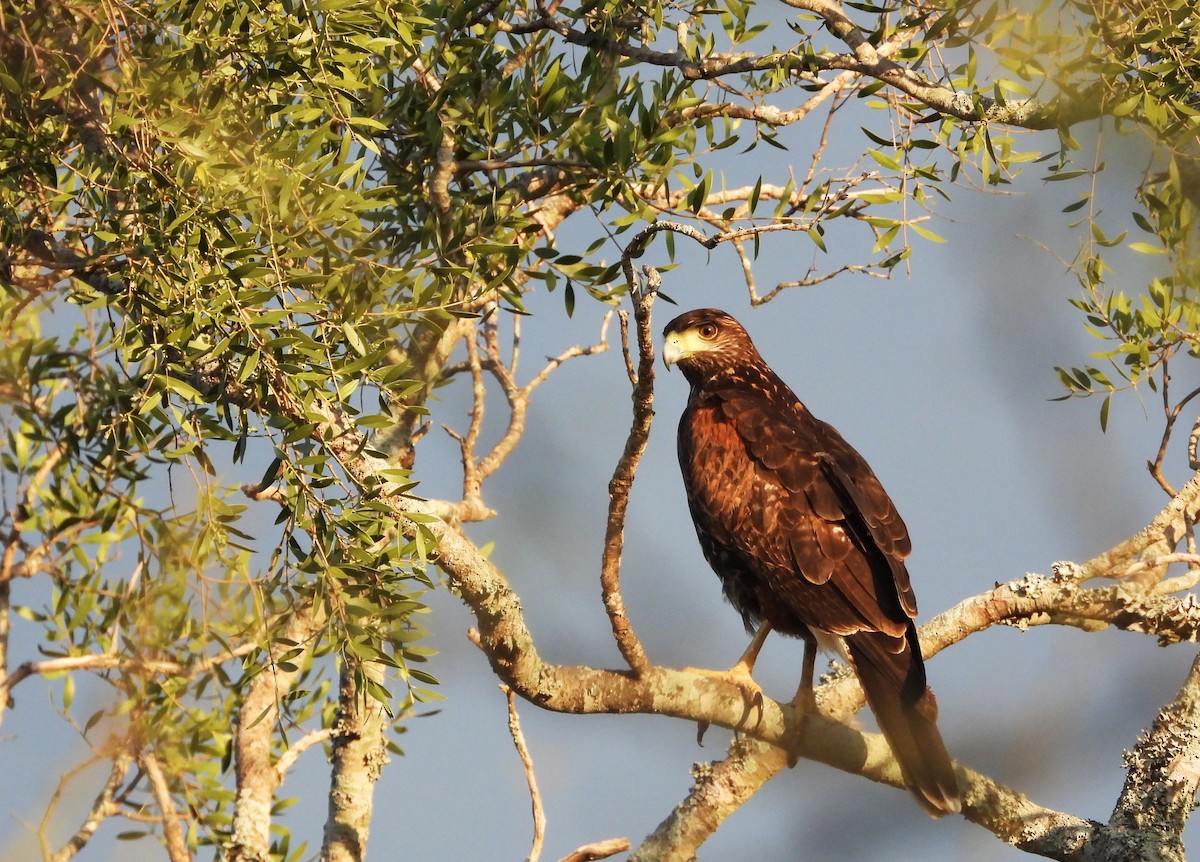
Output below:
[662,308,762,385]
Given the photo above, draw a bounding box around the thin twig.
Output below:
[1148,371,1200,497]
[502,685,546,862]
[1150,360,1178,496]
[49,750,130,862]
[274,727,337,782]
[598,266,662,677]
[618,311,637,386]
[439,311,611,523]
[445,324,488,514]
[558,837,631,862]
[1119,552,1200,580]
[39,751,106,862]
[1,642,259,707]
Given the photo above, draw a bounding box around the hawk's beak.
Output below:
[662,334,683,369]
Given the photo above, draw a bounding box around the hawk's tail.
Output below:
[845,627,962,817]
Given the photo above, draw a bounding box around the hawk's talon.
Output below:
[684,659,767,732]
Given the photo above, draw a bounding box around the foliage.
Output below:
[2,0,1200,859]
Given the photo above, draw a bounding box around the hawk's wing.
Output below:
[680,381,916,640]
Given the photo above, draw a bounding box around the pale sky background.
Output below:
[4,62,1200,862]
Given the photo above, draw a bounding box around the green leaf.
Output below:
[911,223,947,243]
[749,176,763,213]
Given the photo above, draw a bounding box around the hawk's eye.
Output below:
[697,323,718,340]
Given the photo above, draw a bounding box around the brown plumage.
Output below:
[662,308,960,816]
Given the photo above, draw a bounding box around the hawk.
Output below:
[662,307,960,816]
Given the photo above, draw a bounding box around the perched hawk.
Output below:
[663,308,960,816]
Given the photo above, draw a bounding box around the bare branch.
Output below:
[598,267,662,677]
[444,323,491,519]
[618,311,637,386]
[274,727,336,783]
[49,751,133,862]
[478,310,613,482]
[502,685,546,862]
[138,750,191,862]
[558,838,631,862]
[631,738,789,862]
[518,310,614,396]
[438,310,612,523]
[1148,370,1200,497]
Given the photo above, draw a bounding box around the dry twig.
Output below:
[598,265,662,676]
[502,684,546,862]
[558,837,632,862]
[48,751,132,862]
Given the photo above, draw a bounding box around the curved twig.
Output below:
[502,685,546,862]
[598,267,661,676]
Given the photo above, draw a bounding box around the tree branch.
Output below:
[138,750,191,862]
[321,661,390,862]
[229,607,322,862]
[487,1,1100,129]
[597,268,661,677]
[439,310,612,524]
[502,684,546,862]
[1077,471,1200,586]
[558,837,632,862]
[48,751,132,862]
[0,645,258,728]
[274,727,337,784]
[1095,649,1200,862]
